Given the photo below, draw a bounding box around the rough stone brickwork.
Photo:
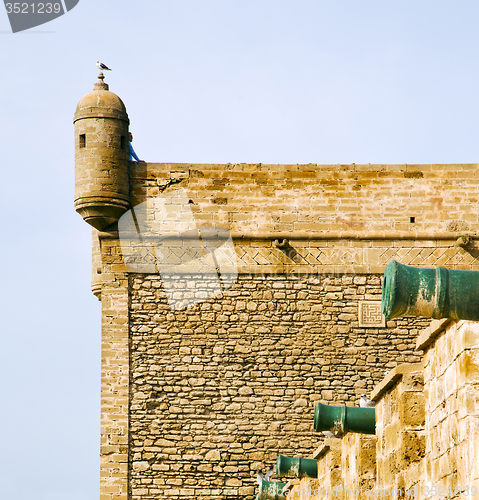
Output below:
[128,273,426,499]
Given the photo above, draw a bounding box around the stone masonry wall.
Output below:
[418,320,479,497]
[130,163,479,238]
[128,273,427,500]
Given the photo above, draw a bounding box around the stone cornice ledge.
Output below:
[97,230,474,241]
[371,362,424,402]
[415,318,453,352]
[231,232,473,241]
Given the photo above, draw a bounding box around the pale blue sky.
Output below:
[1,2,479,499]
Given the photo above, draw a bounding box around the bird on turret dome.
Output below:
[96,61,112,71]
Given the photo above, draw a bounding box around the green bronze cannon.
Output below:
[276,455,317,478]
[382,260,479,321]
[256,480,287,500]
[314,402,375,435]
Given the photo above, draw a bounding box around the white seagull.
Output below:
[265,466,273,481]
[359,394,375,408]
[96,61,112,71]
[256,469,264,485]
[257,466,273,485]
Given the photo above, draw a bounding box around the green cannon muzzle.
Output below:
[382,260,479,321]
[276,455,317,478]
[257,480,287,500]
[314,403,375,435]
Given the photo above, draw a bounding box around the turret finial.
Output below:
[94,72,109,91]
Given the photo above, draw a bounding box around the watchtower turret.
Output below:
[74,74,130,230]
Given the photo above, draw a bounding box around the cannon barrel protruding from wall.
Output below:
[382,260,479,321]
[314,403,375,435]
[256,480,287,500]
[276,455,318,478]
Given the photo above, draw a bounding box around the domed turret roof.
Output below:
[74,75,129,123]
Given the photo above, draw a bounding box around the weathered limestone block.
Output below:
[314,439,343,498]
[372,362,425,497]
[341,433,376,495]
[417,319,479,497]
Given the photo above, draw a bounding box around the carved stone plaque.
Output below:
[358,301,385,328]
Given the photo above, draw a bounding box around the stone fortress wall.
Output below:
[96,161,479,500]
[73,78,479,500]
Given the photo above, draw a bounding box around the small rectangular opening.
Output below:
[79,134,86,148]
[120,135,126,150]
[410,217,415,223]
